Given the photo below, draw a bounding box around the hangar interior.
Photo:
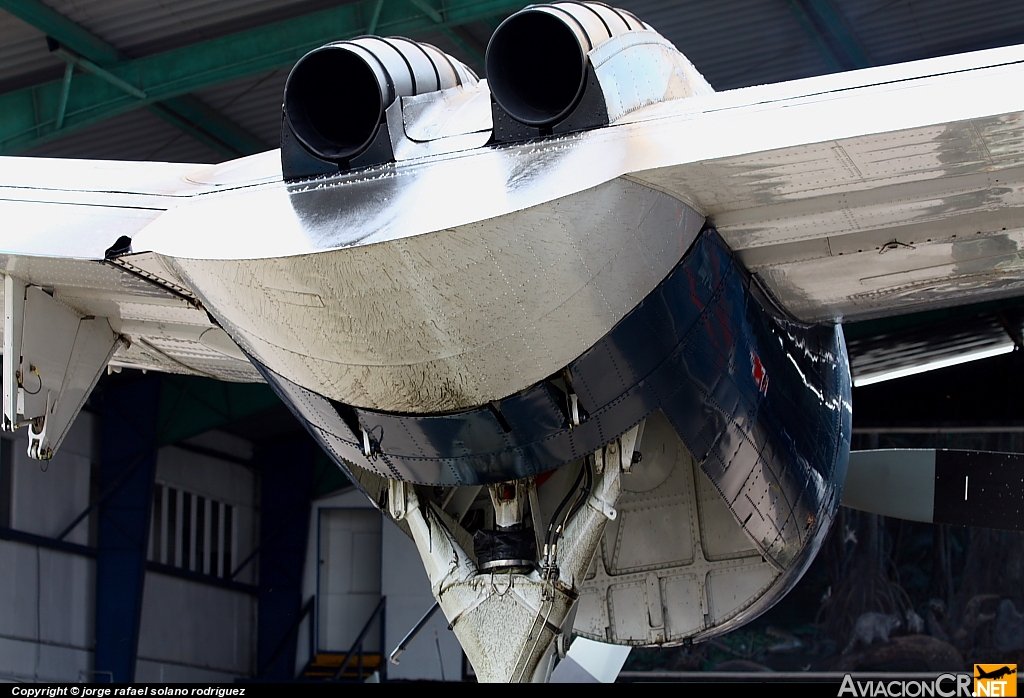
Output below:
[2,0,1024,683]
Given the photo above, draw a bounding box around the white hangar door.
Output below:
[318,508,383,652]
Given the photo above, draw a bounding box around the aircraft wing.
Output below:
[5,44,1023,324]
[0,155,264,383]
[4,5,1023,678]
[629,44,1024,325]
[0,40,1022,458]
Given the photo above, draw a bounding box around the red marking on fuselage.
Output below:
[751,350,770,395]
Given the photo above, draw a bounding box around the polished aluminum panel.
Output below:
[401,81,492,142]
[590,30,713,122]
[169,179,704,412]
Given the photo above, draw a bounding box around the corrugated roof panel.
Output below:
[5,0,1024,162]
[837,0,1024,66]
[194,69,289,148]
[616,0,835,89]
[0,0,354,94]
[0,11,60,90]
[23,106,222,162]
[41,0,350,57]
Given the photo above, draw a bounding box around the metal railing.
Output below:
[332,596,387,682]
[257,595,388,681]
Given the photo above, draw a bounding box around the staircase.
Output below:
[302,652,383,680]
[299,596,388,681]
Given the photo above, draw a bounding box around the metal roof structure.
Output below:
[2,0,1023,164]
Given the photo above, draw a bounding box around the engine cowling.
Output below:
[281,36,477,179]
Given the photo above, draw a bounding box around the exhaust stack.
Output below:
[486,2,713,143]
[281,37,476,179]
[486,2,645,127]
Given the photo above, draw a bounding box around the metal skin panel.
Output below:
[842,449,936,523]
[590,30,713,123]
[16,286,120,459]
[829,448,1024,533]
[255,229,852,574]
[401,81,492,142]
[0,254,261,382]
[577,411,809,646]
[170,178,704,413]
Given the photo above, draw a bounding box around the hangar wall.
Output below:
[296,488,463,682]
[136,436,259,682]
[0,417,94,682]
[1,397,462,683]
[0,415,259,682]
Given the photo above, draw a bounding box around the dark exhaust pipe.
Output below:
[485,11,590,126]
[486,2,646,139]
[281,37,476,179]
[284,46,390,162]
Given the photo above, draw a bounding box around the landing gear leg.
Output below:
[387,426,641,682]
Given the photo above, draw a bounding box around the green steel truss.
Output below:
[1,0,269,157]
[0,0,528,156]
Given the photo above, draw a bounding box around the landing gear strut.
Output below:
[387,425,642,682]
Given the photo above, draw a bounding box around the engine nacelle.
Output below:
[242,5,851,654]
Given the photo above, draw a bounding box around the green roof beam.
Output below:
[0,0,121,63]
[52,45,147,99]
[0,0,528,155]
[152,95,269,157]
[367,0,386,35]
[0,0,269,157]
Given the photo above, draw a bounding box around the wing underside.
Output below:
[0,156,263,383]
[624,51,1024,324]
[0,252,260,382]
[1,46,1024,389]
[633,115,1024,324]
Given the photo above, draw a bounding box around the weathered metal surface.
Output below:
[388,434,631,682]
[255,229,852,585]
[577,411,783,645]
[172,179,703,412]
